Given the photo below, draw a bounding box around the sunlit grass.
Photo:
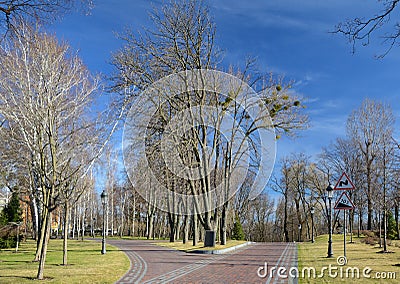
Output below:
[153,239,247,252]
[298,234,400,283]
[0,238,129,283]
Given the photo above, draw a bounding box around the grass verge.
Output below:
[0,238,129,283]
[153,239,247,252]
[298,234,400,283]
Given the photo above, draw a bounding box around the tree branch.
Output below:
[333,0,400,57]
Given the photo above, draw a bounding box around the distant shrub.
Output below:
[0,224,19,249]
[0,236,17,249]
[361,230,376,238]
[362,236,379,245]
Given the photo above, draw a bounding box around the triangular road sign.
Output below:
[334,172,355,190]
[334,191,355,210]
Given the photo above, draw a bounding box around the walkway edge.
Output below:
[189,241,255,254]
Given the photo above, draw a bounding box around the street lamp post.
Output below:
[100,190,108,255]
[9,222,22,253]
[326,184,334,258]
[310,206,315,243]
[298,224,302,242]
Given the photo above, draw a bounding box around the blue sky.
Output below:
[50,0,400,179]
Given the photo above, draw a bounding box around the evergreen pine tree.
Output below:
[0,209,7,226]
[387,211,397,240]
[232,215,245,240]
[0,191,22,249]
[3,191,22,223]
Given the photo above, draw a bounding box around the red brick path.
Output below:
[110,240,297,284]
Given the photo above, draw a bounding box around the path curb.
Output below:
[189,241,255,254]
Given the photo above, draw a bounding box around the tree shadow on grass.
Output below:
[376,250,395,254]
[0,259,33,264]
[0,275,54,281]
[48,263,75,267]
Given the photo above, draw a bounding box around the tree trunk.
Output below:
[76,208,81,240]
[72,206,76,239]
[90,198,95,238]
[110,189,114,236]
[175,215,181,241]
[358,207,362,237]
[383,151,387,252]
[37,212,52,280]
[131,213,135,238]
[120,201,125,238]
[367,159,373,230]
[220,205,227,245]
[63,203,70,265]
[34,207,48,262]
[106,197,109,237]
[30,196,39,241]
[283,193,289,242]
[395,202,399,240]
[147,212,154,240]
[379,210,382,248]
[81,201,86,241]
[183,215,189,244]
[349,208,354,243]
[214,210,219,243]
[131,195,136,237]
[383,209,387,251]
[168,212,176,242]
[192,214,198,246]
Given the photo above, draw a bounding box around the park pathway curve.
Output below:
[109,239,297,284]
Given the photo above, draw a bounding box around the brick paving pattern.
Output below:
[110,240,298,284]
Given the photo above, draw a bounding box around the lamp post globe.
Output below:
[101,190,108,255]
[326,184,334,258]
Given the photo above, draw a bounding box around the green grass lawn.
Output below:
[298,234,400,283]
[0,238,129,283]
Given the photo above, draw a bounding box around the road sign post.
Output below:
[334,172,355,262]
[334,191,355,210]
[344,210,346,258]
[334,172,355,191]
[334,191,355,259]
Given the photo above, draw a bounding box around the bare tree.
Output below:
[0,23,99,279]
[272,154,313,242]
[241,192,274,242]
[346,99,394,231]
[113,0,306,244]
[376,123,396,251]
[271,158,295,242]
[60,167,94,265]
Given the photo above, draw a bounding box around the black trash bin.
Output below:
[204,230,216,247]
